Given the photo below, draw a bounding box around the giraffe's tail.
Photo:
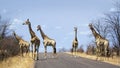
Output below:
[54,42,56,54]
[54,48,56,54]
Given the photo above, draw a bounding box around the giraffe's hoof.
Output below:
[37,57,39,60]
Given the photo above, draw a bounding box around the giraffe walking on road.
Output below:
[37,25,56,58]
[72,27,78,56]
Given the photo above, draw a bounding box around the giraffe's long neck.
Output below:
[28,23,35,38]
[14,33,22,42]
[39,28,47,40]
[91,28,101,39]
[75,30,77,41]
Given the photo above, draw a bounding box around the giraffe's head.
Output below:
[74,27,77,31]
[37,25,41,31]
[23,19,30,25]
[89,23,94,30]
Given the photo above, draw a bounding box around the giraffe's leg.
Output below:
[73,47,76,57]
[52,46,56,58]
[74,48,77,58]
[26,46,29,56]
[99,46,101,60]
[72,48,74,56]
[28,46,30,57]
[75,48,77,57]
[74,48,76,57]
[99,46,102,61]
[73,48,75,55]
[21,46,24,57]
[31,44,34,59]
[19,45,21,56]
[72,47,74,56]
[99,47,101,60]
[96,47,99,60]
[44,46,47,58]
[37,45,39,60]
[33,45,35,60]
[28,46,30,56]
[104,47,108,60]
[53,47,56,54]
[101,45,104,61]
[35,45,38,60]
[20,45,23,57]
[35,44,39,60]
[25,46,27,56]
[71,48,73,53]
[34,45,37,60]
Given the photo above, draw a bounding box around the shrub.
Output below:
[86,44,95,55]
[77,45,84,53]
[0,36,20,61]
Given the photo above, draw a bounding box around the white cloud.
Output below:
[9,18,23,29]
[110,8,116,12]
[12,18,23,24]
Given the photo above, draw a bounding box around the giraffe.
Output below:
[37,25,56,58]
[23,19,40,60]
[72,27,78,56]
[13,31,30,56]
[89,23,109,60]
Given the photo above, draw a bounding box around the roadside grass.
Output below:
[66,52,120,66]
[0,53,34,68]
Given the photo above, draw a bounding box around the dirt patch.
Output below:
[66,52,120,66]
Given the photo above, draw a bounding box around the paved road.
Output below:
[35,53,120,68]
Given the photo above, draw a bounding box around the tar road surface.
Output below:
[35,53,120,68]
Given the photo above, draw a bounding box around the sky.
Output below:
[0,0,115,52]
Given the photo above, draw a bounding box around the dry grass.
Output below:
[0,53,34,68]
[66,52,120,66]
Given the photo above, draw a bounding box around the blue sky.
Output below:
[0,0,114,52]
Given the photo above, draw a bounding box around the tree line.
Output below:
[0,15,20,61]
[70,1,120,57]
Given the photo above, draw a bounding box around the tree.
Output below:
[59,47,68,52]
[90,1,120,56]
[77,45,84,53]
[104,1,120,56]
[92,19,110,38]
[86,44,95,55]
[0,15,11,39]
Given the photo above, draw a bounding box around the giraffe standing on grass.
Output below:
[13,31,30,56]
[89,24,109,60]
